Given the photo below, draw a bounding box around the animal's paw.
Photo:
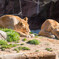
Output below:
[50,35,55,39]
[30,34,35,38]
[26,34,35,38]
[26,35,31,38]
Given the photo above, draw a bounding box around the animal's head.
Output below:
[0,15,30,35]
[15,17,30,35]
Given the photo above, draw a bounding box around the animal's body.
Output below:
[39,19,59,39]
[0,15,31,37]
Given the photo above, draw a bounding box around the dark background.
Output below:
[0,0,59,30]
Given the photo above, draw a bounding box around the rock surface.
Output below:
[0,0,59,29]
[0,30,7,40]
[0,52,56,59]
[0,36,59,59]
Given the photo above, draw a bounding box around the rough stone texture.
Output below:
[52,0,59,22]
[0,0,20,16]
[0,30,7,40]
[0,52,56,59]
[0,36,58,59]
[0,0,59,30]
[0,0,5,15]
[21,0,38,17]
[0,0,58,16]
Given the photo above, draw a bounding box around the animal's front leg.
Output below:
[39,30,55,38]
[52,29,59,39]
[29,30,35,37]
[29,34,35,38]
[15,30,31,38]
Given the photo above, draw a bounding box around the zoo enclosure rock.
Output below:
[0,52,56,59]
[0,0,59,30]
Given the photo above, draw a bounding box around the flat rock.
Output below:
[0,52,56,59]
[0,36,58,59]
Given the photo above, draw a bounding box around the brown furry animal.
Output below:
[0,15,31,37]
[39,19,59,39]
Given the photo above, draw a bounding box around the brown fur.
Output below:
[0,15,30,37]
[39,19,59,39]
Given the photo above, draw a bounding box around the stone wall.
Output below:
[0,0,59,29]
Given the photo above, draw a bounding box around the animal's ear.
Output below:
[24,17,28,22]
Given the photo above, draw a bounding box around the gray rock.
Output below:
[0,30,7,40]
